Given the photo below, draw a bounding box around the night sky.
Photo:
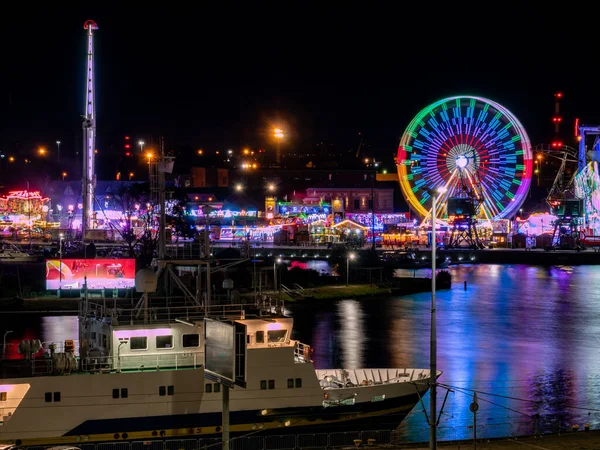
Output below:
[2,6,599,171]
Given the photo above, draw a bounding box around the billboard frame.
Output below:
[204,318,247,388]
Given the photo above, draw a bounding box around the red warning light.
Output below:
[553,117,562,123]
[575,118,580,137]
[552,141,563,148]
[124,144,131,149]
[125,152,131,157]
[555,92,563,98]
[125,136,130,140]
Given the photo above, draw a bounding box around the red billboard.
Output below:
[46,258,136,290]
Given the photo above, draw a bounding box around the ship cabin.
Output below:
[79,301,307,373]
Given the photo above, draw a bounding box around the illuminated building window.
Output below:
[0,392,6,401]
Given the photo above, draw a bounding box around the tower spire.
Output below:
[82,20,98,240]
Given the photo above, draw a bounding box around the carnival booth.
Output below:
[331,219,367,248]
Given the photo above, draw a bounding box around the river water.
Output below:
[3,263,600,443]
[287,264,600,441]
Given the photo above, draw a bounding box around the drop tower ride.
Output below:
[82,20,98,239]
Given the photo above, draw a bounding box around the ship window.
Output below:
[159,386,166,396]
[260,380,267,390]
[287,378,294,389]
[102,334,108,348]
[268,380,275,390]
[168,385,174,395]
[0,392,6,401]
[121,388,128,398]
[182,333,200,347]
[205,383,212,393]
[130,336,147,350]
[156,335,173,349]
[45,392,52,402]
[53,392,61,402]
[214,384,220,393]
[267,330,286,343]
[256,331,264,344]
[112,388,119,399]
[295,378,302,388]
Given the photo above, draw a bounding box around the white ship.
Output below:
[0,296,439,446]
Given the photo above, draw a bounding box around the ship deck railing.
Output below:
[315,368,431,389]
[80,295,285,325]
[81,350,202,373]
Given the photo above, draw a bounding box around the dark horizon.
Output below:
[1,7,599,175]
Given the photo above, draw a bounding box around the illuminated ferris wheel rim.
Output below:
[397,95,533,221]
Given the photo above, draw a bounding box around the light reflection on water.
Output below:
[288,264,600,441]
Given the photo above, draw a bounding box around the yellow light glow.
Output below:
[38,148,46,155]
[8,156,14,162]
[197,149,203,155]
[274,128,284,139]
[235,184,243,191]
[146,152,153,160]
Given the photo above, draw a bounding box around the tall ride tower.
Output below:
[82,20,98,239]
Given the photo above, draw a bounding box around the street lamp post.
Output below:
[346,253,355,286]
[139,140,145,154]
[429,186,446,450]
[59,234,65,294]
[273,257,281,292]
[274,128,284,166]
[56,141,61,163]
[2,331,13,360]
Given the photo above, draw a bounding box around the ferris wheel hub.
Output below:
[456,155,468,169]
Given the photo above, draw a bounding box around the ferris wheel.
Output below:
[397,96,532,221]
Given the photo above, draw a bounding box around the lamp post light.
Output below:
[428,185,446,450]
[346,252,356,286]
[139,140,145,154]
[56,141,61,162]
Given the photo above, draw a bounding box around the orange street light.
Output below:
[62,172,67,180]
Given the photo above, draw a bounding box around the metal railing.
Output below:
[18,419,595,450]
[80,297,285,325]
[81,351,200,373]
[21,430,395,450]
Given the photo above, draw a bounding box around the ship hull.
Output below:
[7,392,423,445]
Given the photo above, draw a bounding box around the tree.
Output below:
[111,182,152,258]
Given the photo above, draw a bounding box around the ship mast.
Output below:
[82,20,98,240]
